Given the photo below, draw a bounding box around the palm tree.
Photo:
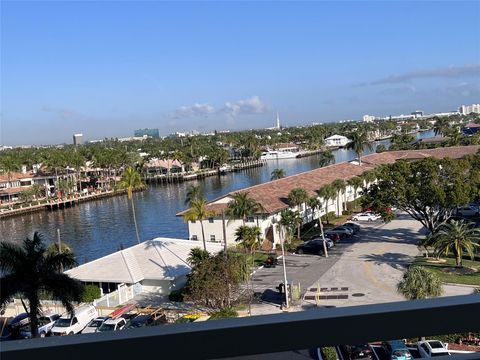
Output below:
[118,166,144,244]
[318,151,335,168]
[307,197,328,257]
[279,209,302,242]
[0,232,84,338]
[185,185,203,206]
[270,168,286,181]
[432,220,480,267]
[397,266,443,300]
[433,117,450,137]
[346,131,372,166]
[316,184,336,224]
[183,198,216,251]
[234,225,262,255]
[347,176,363,210]
[226,192,264,225]
[331,179,346,215]
[287,188,309,238]
[360,170,377,189]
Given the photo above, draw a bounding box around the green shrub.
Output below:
[209,308,238,320]
[169,289,185,302]
[81,284,101,303]
[322,346,337,360]
[342,210,352,215]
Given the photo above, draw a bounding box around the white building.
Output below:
[66,238,224,298]
[459,104,480,115]
[73,133,84,146]
[324,134,351,147]
[363,115,375,123]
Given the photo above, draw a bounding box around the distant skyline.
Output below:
[1,1,479,145]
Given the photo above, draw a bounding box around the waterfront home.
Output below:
[177,146,480,249]
[324,134,351,147]
[462,123,480,135]
[65,238,224,304]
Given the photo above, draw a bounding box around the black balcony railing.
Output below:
[1,295,479,360]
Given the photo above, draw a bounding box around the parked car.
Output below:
[416,340,450,358]
[51,304,98,336]
[325,228,351,238]
[296,240,329,255]
[352,213,381,222]
[124,314,156,329]
[345,344,373,359]
[19,313,60,338]
[333,226,354,236]
[382,340,412,360]
[324,233,341,242]
[97,317,127,332]
[81,316,109,334]
[7,313,30,339]
[342,222,361,234]
[456,204,480,217]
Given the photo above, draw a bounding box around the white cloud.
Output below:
[172,103,215,118]
[222,96,268,115]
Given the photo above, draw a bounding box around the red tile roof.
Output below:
[177,145,480,216]
[0,172,34,182]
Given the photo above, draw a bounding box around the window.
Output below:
[191,220,196,224]
[192,235,198,241]
[247,217,255,223]
[72,317,78,325]
[210,235,216,241]
[208,217,214,223]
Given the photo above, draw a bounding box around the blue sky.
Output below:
[1,1,479,145]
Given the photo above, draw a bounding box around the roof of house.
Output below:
[145,159,183,168]
[65,238,224,284]
[177,145,480,217]
[325,134,349,140]
[0,187,24,195]
[0,172,34,183]
[464,123,480,128]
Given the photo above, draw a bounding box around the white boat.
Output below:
[260,150,299,160]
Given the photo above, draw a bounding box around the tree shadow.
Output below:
[361,252,415,270]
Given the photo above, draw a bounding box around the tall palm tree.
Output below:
[346,131,373,166]
[433,220,480,267]
[0,232,84,338]
[226,192,264,225]
[347,176,363,210]
[118,166,144,244]
[433,117,450,137]
[316,184,336,224]
[183,198,216,251]
[360,170,377,189]
[234,225,262,255]
[307,197,321,223]
[185,185,203,206]
[279,209,301,242]
[331,179,346,215]
[270,168,286,181]
[287,188,309,238]
[318,150,335,168]
[397,266,443,300]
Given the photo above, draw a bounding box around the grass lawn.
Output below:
[414,257,480,286]
[246,252,269,267]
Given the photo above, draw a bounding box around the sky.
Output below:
[1,1,479,145]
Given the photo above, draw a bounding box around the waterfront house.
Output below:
[65,238,224,304]
[177,146,480,249]
[324,134,351,147]
[462,123,480,135]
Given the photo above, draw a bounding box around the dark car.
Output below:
[124,314,155,329]
[382,340,412,360]
[325,229,350,239]
[324,233,341,242]
[296,240,326,256]
[342,222,360,234]
[346,344,373,359]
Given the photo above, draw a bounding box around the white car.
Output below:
[81,317,108,334]
[97,317,127,332]
[352,213,380,222]
[457,205,479,217]
[416,340,450,358]
[19,313,60,338]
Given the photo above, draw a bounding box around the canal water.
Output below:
[0,130,434,262]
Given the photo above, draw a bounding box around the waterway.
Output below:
[0,130,435,263]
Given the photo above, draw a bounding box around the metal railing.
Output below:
[1,295,479,360]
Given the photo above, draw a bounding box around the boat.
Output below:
[219,164,233,174]
[260,150,299,160]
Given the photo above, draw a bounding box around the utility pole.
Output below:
[57,228,63,272]
[279,225,289,309]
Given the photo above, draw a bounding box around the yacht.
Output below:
[260,150,299,160]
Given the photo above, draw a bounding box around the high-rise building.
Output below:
[73,133,84,145]
[363,115,375,123]
[134,128,160,138]
[276,112,281,129]
[459,104,480,115]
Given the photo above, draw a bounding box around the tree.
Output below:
[390,133,415,151]
[397,266,443,300]
[362,158,473,233]
[234,225,261,254]
[118,166,144,244]
[307,197,328,257]
[183,198,216,251]
[375,144,387,153]
[270,168,286,181]
[346,131,373,166]
[318,151,335,168]
[331,179,346,214]
[433,117,450,137]
[432,220,480,267]
[347,176,363,209]
[185,185,203,206]
[316,184,336,224]
[226,192,264,225]
[287,188,309,238]
[0,232,84,338]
